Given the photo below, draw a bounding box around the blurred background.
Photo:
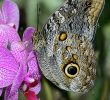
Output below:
[0,0,110,100]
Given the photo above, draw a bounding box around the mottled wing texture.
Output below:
[34,0,104,93]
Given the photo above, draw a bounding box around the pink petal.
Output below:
[24,90,38,100]
[9,63,27,97]
[4,86,18,100]
[1,0,19,30]
[0,47,19,88]
[0,25,21,47]
[11,41,28,64]
[27,51,41,80]
[23,27,35,41]
[30,82,41,95]
[23,27,36,52]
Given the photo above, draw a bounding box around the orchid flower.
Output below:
[0,0,20,47]
[3,27,41,100]
[0,0,41,100]
[0,0,19,30]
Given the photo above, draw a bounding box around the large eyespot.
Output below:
[64,63,80,78]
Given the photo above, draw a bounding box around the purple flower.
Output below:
[0,0,41,100]
[0,0,19,30]
[0,0,20,47]
[3,28,41,100]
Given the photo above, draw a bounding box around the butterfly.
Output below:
[33,0,104,93]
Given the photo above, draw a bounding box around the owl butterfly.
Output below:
[33,0,104,93]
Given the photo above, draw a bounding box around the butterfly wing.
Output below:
[41,0,104,41]
[34,0,104,93]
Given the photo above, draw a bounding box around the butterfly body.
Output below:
[34,0,104,93]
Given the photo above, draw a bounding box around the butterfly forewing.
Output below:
[34,0,104,93]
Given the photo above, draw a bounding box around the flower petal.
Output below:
[30,82,41,95]
[24,90,38,100]
[23,27,35,52]
[0,25,21,47]
[4,86,18,100]
[9,63,27,97]
[1,0,19,30]
[23,27,35,42]
[11,41,28,64]
[27,51,41,80]
[0,47,19,88]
